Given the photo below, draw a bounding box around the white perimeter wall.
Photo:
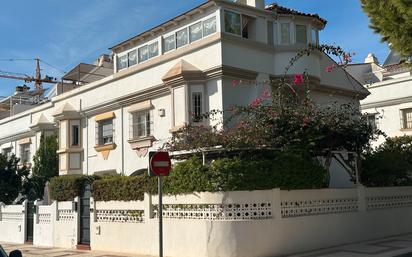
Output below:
[2,188,412,257]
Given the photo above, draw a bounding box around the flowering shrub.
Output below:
[164,44,382,185]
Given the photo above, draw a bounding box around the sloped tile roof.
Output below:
[265,3,327,25]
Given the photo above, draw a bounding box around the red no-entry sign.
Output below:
[149,151,171,177]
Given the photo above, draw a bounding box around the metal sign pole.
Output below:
[158,176,163,257]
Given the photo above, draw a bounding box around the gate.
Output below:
[79,184,91,246]
[26,201,35,242]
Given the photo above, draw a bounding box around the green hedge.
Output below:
[49,175,97,201]
[92,175,157,201]
[51,152,327,202]
[361,136,412,187]
[165,152,327,194]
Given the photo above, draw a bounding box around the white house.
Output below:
[0,0,368,176]
[347,51,412,145]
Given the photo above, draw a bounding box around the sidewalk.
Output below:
[288,234,412,257]
[0,243,148,257]
[2,234,412,257]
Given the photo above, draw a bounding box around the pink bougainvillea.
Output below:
[293,74,305,85]
[232,79,239,87]
[250,97,263,108]
[325,64,337,73]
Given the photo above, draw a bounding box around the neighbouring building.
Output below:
[347,51,412,146]
[0,0,368,177]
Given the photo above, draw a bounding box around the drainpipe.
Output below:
[79,99,89,175]
[121,107,125,175]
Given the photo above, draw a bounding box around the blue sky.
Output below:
[0,0,389,96]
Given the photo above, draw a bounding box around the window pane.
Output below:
[128,50,137,66]
[176,28,188,48]
[311,28,318,45]
[117,55,128,70]
[99,120,113,145]
[138,45,149,63]
[148,42,159,59]
[405,109,412,129]
[192,92,202,121]
[296,25,307,44]
[163,35,176,53]
[280,23,290,44]
[72,125,80,146]
[203,17,217,37]
[189,22,203,42]
[225,11,241,35]
[132,111,152,139]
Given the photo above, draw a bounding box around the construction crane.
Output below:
[0,58,58,91]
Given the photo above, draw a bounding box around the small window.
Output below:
[138,45,149,63]
[311,28,318,45]
[362,114,377,130]
[71,124,80,146]
[176,28,188,48]
[224,10,241,36]
[131,110,152,139]
[20,144,31,164]
[296,25,307,44]
[402,109,412,129]
[192,92,203,122]
[267,21,274,46]
[117,55,128,70]
[97,119,114,146]
[128,50,137,67]
[280,23,290,44]
[163,35,176,53]
[203,17,217,37]
[189,22,203,43]
[148,42,159,59]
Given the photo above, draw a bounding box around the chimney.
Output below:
[364,53,379,64]
[236,0,265,9]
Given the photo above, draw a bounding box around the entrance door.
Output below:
[26,201,35,242]
[79,184,91,245]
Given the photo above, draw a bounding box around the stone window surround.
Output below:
[127,100,155,150]
[94,112,116,153]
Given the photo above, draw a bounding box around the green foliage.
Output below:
[165,154,326,194]
[361,0,412,59]
[92,175,157,201]
[32,135,59,180]
[27,134,59,200]
[163,158,213,194]
[361,136,412,187]
[0,154,30,204]
[49,175,97,201]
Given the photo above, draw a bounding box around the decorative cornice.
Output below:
[82,84,170,117]
[361,95,412,110]
[204,65,258,80]
[0,130,34,145]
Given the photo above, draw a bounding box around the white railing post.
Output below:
[356,185,367,212]
[73,196,80,247]
[0,202,4,221]
[54,201,59,221]
[272,188,282,219]
[22,200,28,243]
[144,193,153,220]
[33,200,42,224]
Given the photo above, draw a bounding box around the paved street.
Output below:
[289,234,412,257]
[2,234,412,257]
